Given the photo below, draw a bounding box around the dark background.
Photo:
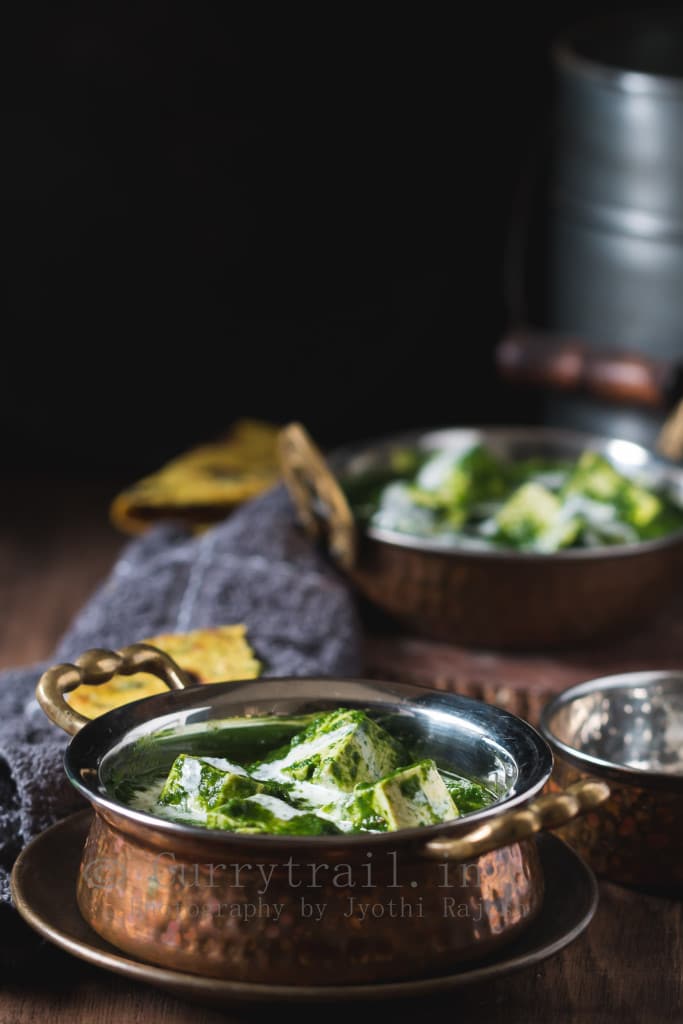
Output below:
[2,3,663,476]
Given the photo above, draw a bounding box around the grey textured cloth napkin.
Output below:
[0,486,362,912]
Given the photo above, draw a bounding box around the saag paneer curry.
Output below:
[346,445,683,553]
[126,708,495,836]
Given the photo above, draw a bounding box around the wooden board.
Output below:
[364,588,683,723]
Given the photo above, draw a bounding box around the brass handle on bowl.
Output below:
[36,643,192,736]
[423,778,610,861]
[278,422,357,570]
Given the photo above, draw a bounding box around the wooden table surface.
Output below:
[1,480,682,1024]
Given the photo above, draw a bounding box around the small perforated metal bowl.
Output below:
[540,671,683,885]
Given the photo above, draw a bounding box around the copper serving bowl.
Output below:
[278,423,683,649]
[36,645,607,985]
[540,670,683,886]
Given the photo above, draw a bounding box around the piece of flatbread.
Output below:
[66,625,262,718]
[110,419,280,534]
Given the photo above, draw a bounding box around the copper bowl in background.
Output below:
[540,670,683,886]
[278,423,683,650]
[35,644,607,985]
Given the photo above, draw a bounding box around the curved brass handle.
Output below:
[278,422,357,570]
[36,643,192,736]
[657,397,683,462]
[423,778,609,861]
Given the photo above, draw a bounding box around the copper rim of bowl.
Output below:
[333,425,683,562]
[540,670,683,791]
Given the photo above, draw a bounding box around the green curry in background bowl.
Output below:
[346,445,683,554]
[122,708,496,836]
[279,423,683,647]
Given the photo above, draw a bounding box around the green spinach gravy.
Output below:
[346,445,683,552]
[119,708,497,836]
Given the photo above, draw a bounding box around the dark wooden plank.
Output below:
[1,882,681,1024]
[0,973,240,1024]
[0,480,124,669]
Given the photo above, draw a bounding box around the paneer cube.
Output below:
[564,451,662,531]
[368,759,459,830]
[158,754,263,814]
[495,482,580,551]
[257,709,406,792]
[415,444,508,510]
[564,451,625,502]
[622,484,662,528]
[372,481,440,535]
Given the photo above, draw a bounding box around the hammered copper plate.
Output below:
[11,811,598,1008]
